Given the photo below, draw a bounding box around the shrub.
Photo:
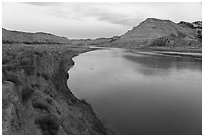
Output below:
[23,65,35,76]
[31,83,40,88]
[34,51,43,57]
[32,102,49,112]
[20,57,32,66]
[2,57,11,64]
[22,86,34,104]
[37,72,41,77]
[81,98,89,105]
[46,98,53,104]
[35,117,59,135]
[41,73,49,80]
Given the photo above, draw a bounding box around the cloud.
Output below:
[86,9,144,26]
[23,2,145,26]
[22,2,202,27]
[40,3,146,26]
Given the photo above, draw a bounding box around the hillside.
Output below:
[122,18,197,41]
[2,28,69,44]
[109,18,202,51]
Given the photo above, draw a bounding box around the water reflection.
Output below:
[123,54,201,76]
[68,48,202,135]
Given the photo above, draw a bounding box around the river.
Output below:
[67,48,202,135]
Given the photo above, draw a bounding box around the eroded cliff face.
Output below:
[2,44,108,135]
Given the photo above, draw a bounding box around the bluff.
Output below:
[109,18,202,51]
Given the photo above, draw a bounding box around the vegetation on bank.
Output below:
[2,43,109,135]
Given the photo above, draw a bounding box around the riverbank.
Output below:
[2,44,110,135]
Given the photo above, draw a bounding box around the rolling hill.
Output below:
[2,28,69,44]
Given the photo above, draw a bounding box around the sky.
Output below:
[2,2,202,39]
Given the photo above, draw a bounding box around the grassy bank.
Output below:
[2,44,109,135]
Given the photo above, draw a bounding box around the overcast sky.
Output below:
[2,2,202,39]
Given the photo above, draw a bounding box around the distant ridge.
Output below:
[2,28,69,44]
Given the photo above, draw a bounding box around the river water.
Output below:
[67,48,202,135]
